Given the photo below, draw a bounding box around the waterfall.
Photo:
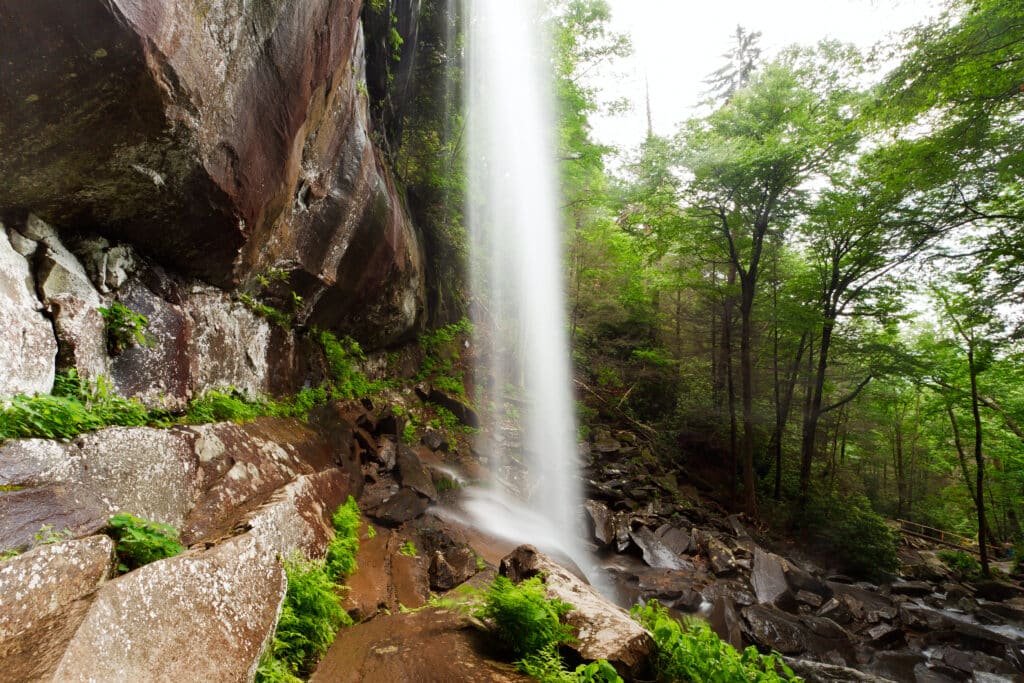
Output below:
[463,0,588,573]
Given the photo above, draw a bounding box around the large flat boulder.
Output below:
[52,533,286,682]
[310,608,531,683]
[0,535,115,682]
[0,418,350,550]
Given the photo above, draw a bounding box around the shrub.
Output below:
[325,497,360,582]
[258,554,350,680]
[632,601,798,683]
[938,550,981,579]
[99,301,154,354]
[799,492,898,580]
[399,540,418,557]
[476,575,575,659]
[106,513,185,572]
[316,330,379,399]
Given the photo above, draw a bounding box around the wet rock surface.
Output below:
[310,608,531,683]
[580,426,1024,680]
[0,535,115,682]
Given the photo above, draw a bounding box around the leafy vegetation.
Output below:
[633,601,798,682]
[938,550,982,579]
[98,301,154,354]
[257,498,362,681]
[316,330,384,399]
[0,371,167,441]
[477,575,576,659]
[325,496,361,582]
[257,554,351,681]
[796,493,899,580]
[416,318,473,399]
[106,513,185,572]
[398,540,418,557]
[558,0,1024,575]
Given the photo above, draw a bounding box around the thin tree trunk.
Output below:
[968,346,990,576]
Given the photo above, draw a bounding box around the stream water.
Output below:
[462,0,590,577]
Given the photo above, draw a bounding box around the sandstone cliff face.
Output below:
[0,0,425,352]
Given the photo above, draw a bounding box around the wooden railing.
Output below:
[894,519,1001,558]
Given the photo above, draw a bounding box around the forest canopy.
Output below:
[554,0,1024,575]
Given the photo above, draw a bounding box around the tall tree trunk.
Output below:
[799,317,833,501]
[968,346,990,576]
[739,271,757,515]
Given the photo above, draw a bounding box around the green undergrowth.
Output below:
[0,371,173,441]
[106,513,185,572]
[416,317,473,399]
[1,523,75,560]
[257,497,361,682]
[99,301,154,355]
[938,549,982,579]
[435,575,622,682]
[632,601,798,683]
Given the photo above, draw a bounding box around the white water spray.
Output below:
[464,0,587,572]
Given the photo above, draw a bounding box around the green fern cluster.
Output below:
[106,513,185,572]
[258,554,351,680]
[257,498,362,682]
[325,496,361,581]
[98,301,154,355]
[631,601,798,683]
[477,575,575,659]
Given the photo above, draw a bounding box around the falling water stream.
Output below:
[461,0,590,575]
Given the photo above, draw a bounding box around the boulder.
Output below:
[0,228,56,396]
[974,580,1024,602]
[706,536,738,575]
[938,646,1019,677]
[585,499,615,547]
[0,536,115,682]
[0,485,110,552]
[629,525,691,571]
[889,580,934,597]
[397,446,438,501]
[785,658,897,683]
[107,279,192,410]
[0,0,425,346]
[52,533,286,682]
[180,419,339,544]
[499,545,654,676]
[373,488,430,526]
[654,524,692,555]
[183,286,279,398]
[310,608,531,682]
[752,547,796,609]
[742,604,851,658]
[429,547,479,592]
[710,596,744,650]
[0,419,347,551]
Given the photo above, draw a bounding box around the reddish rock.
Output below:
[310,608,531,683]
[53,534,286,682]
[0,536,115,682]
[0,0,425,346]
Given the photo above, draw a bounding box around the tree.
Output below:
[704,25,763,103]
[676,45,862,514]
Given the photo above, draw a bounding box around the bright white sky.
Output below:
[590,0,943,152]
